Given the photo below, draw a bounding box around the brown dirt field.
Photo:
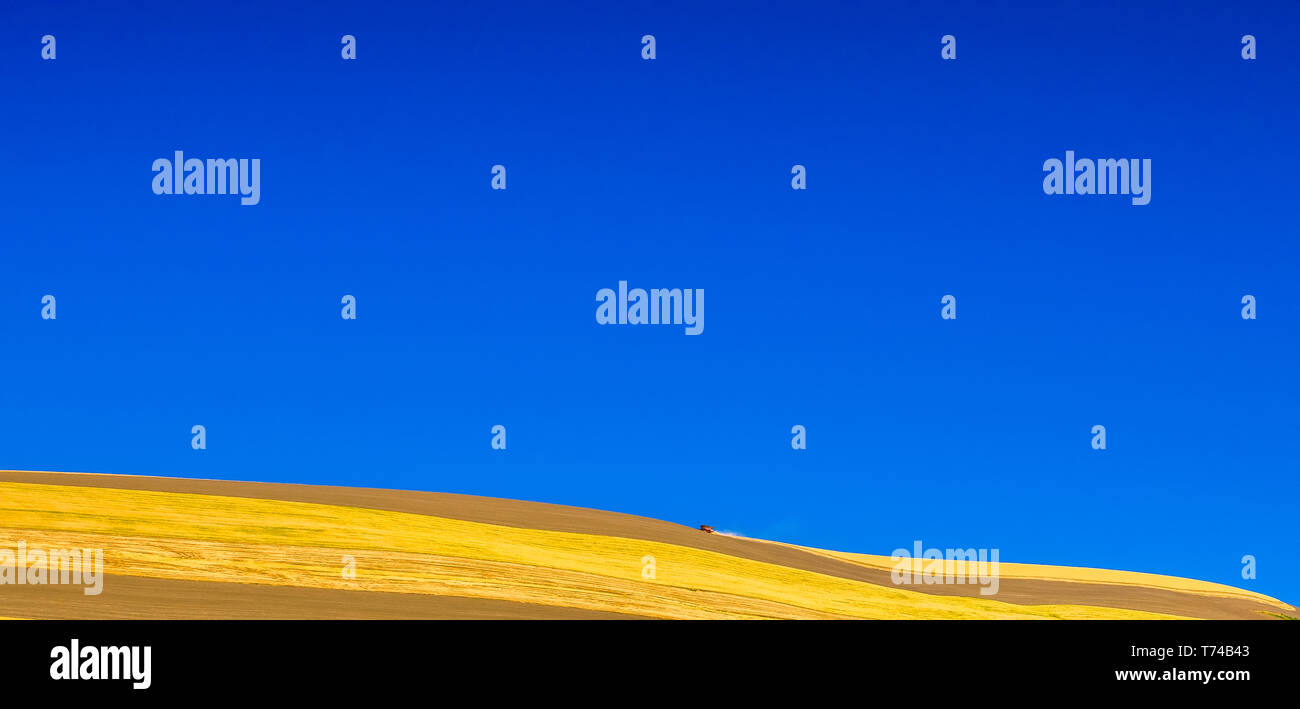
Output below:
[0,573,644,619]
[1,470,1292,620]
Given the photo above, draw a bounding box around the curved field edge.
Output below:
[1,481,1181,620]
[3,469,1287,618]
[761,540,1289,610]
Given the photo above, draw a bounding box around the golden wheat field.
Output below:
[0,471,1294,620]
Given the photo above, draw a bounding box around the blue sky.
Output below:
[1,1,1296,601]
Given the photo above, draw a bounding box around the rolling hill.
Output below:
[0,470,1292,620]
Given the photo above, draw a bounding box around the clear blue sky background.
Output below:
[1,1,1296,601]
